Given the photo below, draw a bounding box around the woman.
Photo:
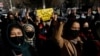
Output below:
[5,23,38,56]
[80,21,95,41]
[23,24,36,47]
[81,21,99,56]
[54,20,83,56]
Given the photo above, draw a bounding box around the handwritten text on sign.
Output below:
[36,8,53,21]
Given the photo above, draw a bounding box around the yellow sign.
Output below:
[36,8,53,21]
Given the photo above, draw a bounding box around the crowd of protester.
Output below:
[0,6,100,56]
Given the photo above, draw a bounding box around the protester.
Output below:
[0,4,100,56]
[23,24,36,47]
[54,20,83,56]
[86,8,95,28]
[21,12,34,26]
[67,8,80,21]
[14,11,22,23]
[47,12,59,39]
[3,23,38,56]
[80,21,95,42]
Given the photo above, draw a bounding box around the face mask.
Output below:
[83,27,90,33]
[70,30,79,38]
[10,36,24,45]
[83,27,89,31]
[26,32,34,38]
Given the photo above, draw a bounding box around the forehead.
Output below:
[83,22,89,26]
[25,26,34,31]
[71,22,80,28]
[10,27,22,32]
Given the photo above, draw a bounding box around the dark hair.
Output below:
[6,23,26,49]
[62,20,80,39]
[7,23,25,38]
[7,11,15,19]
[63,20,79,30]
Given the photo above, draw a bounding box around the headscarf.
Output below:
[23,24,36,46]
[6,23,31,56]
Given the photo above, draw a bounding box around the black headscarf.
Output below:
[6,23,31,56]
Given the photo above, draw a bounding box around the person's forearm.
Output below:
[55,22,64,39]
[53,22,65,48]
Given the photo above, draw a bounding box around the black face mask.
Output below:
[83,27,90,33]
[83,27,89,31]
[26,32,34,38]
[70,30,79,38]
[10,36,24,45]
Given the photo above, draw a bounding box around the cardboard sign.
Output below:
[36,8,53,21]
